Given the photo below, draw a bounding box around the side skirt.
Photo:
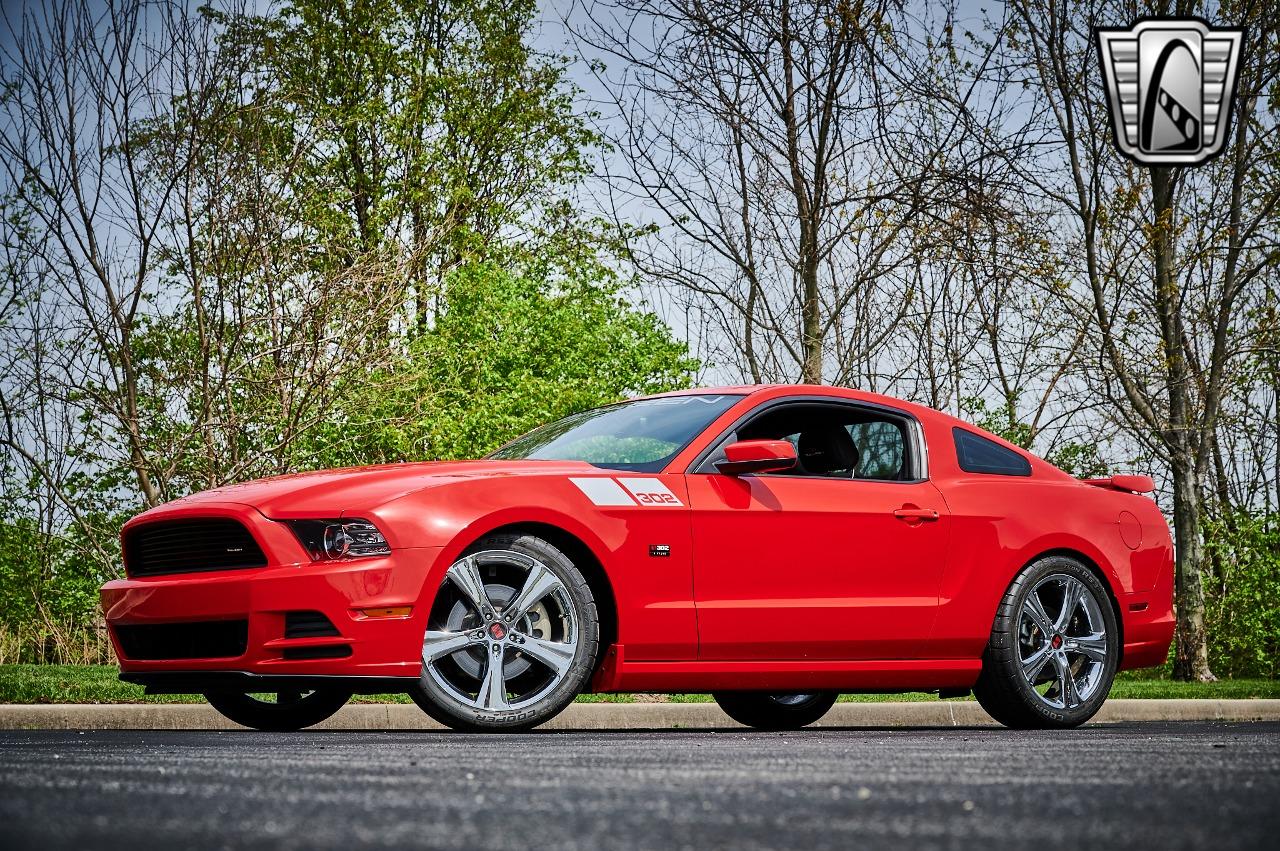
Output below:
[590,645,981,693]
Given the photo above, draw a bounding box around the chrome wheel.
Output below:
[422,549,579,713]
[1017,573,1109,711]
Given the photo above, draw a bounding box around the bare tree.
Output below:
[0,0,201,507]
[575,0,963,383]
[0,0,407,522]
[1004,0,1280,680]
[576,0,1280,681]
[576,0,1103,452]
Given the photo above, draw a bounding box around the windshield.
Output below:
[489,394,743,472]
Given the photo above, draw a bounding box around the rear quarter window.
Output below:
[953,427,1032,477]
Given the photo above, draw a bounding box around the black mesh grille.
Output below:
[123,518,267,577]
[284,611,340,638]
[113,620,248,660]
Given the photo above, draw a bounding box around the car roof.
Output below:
[637,384,934,417]
[636,385,774,398]
[665,384,1083,481]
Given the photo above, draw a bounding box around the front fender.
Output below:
[368,473,698,661]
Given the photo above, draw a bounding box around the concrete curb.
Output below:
[2,699,1278,731]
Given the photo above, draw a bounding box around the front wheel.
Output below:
[712,691,838,730]
[408,533,600,732]
[204,689,352,731]
[973,555,1120,729]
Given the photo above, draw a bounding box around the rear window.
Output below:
[953,428,1032,477]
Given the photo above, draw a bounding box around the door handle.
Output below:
[893,507,940,522]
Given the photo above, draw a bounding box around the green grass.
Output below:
[1,664,1277,704]
[1107,677,1280,700]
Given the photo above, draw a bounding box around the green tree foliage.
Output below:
[1203,513,1280,679]
[211,0,597,280]
[49,0,684,503]
[0,512,116,664]
[0,0,694,656]
[0,517,56,630]
[304,263,696,465]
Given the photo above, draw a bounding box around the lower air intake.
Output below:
[113,620,249,660]
[284,611,341,638]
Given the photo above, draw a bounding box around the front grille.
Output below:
[124,518,267,577]
[114,620,249,660]
[284,611,340,638]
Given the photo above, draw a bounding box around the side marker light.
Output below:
[359,607,413,619]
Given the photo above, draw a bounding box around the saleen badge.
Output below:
[1095,17,1243,166]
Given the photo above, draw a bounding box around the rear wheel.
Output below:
[712,691,838,730]
[204,689,351,731]
[408,533,599,732]
[974,555,1119,729]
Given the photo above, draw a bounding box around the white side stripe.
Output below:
[569,477,638,506]
[617,477,684,507]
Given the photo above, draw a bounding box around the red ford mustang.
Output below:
[101,385,1174,732]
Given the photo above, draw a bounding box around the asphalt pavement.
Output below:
[2,722,1277,850]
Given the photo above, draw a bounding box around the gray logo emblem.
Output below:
[1095,18,1244,166]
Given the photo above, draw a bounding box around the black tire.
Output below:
[712,691,839,730]
[973,554,1120,729]
[204,689,352,731]
[408,532,600,733]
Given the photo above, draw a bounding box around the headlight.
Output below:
[286,518,391,560]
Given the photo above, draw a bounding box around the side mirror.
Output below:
[715,439,797,476]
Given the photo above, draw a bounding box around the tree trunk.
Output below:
[800,261,822,383]
[1151,167,1214,682]
[1170,449,1215,681]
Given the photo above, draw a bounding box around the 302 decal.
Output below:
[570,476,684,507]
[632,491,679,505]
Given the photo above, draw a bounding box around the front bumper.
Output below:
[119,670,417,695]
[101,503,440,682]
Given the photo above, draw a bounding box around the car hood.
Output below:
[156,459,603,518]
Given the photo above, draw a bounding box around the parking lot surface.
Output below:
[2,722,1277,850]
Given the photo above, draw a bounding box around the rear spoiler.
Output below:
[1081,475,1155,494]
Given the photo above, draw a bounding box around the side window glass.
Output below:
[953,428,1032,476]
[713,403,917,480]
[847,421,906,480]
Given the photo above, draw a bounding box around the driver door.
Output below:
[686,401,950,661]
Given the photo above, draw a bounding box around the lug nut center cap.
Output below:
[1051,634,1063,650]
[488,622,508,641]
